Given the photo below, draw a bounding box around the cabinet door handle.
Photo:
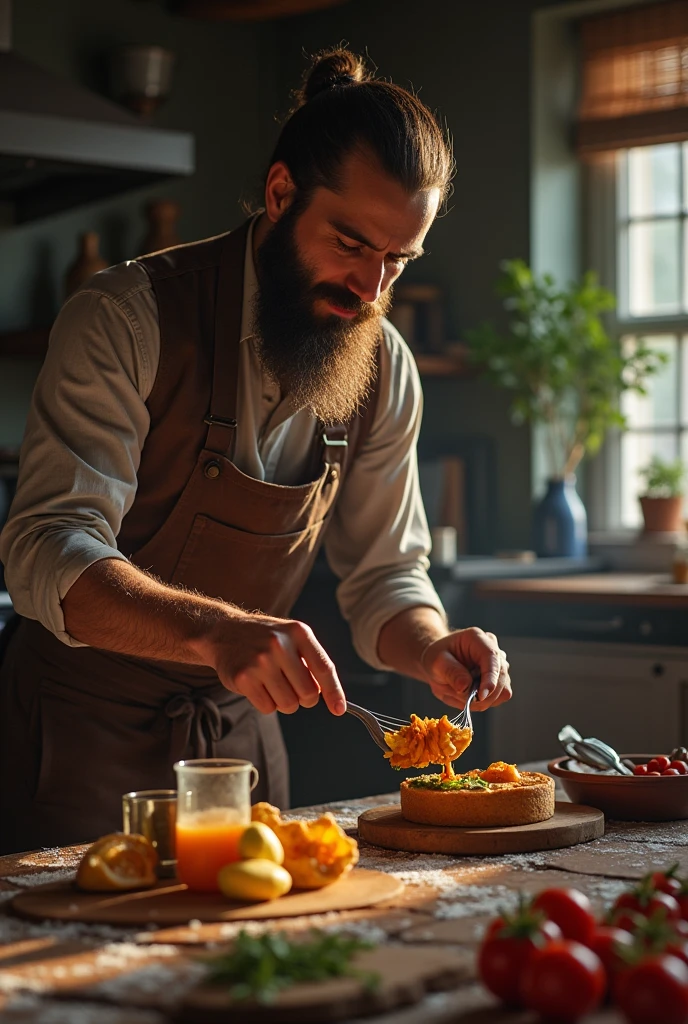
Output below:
[556,616,624,634]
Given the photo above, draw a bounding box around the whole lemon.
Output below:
[217,859,292,902]
[239,822,284,864]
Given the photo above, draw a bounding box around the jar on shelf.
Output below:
[672,543,688,584]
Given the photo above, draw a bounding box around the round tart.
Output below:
[400,762,556,828]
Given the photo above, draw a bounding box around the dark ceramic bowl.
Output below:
[548,755,688,821]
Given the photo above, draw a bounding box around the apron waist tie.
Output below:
[165,693,224,759]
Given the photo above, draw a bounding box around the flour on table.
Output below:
[85,961,205,1008]
[0,992,163,1023]
[6,867,77,887]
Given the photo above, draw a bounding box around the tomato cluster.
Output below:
[633,753,688,777]
[478,866,688,1023]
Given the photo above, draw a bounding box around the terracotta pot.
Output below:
[639,495,685,533]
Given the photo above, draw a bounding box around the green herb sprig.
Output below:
[203,929,378,1004]
[408,774,491,791]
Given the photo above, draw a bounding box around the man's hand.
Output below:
[62,558,346,718]
[202,614,347,717]
[420,627,511,711]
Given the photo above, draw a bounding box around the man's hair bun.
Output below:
[297,48,367,106]
[266,44,454,215]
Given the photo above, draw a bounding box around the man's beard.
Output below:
[253,205,391,424]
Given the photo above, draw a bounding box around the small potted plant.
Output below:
[638,457,686,533]
[468,260,667,557]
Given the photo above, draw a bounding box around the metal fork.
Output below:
[346,679,480,752]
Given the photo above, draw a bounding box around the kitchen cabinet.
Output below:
[488,637,688,764]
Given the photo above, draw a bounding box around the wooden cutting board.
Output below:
[177,943,472,1023]
[11,868,402,927]
[358,802,604,855]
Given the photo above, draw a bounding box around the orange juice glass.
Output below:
[173,758,259,893]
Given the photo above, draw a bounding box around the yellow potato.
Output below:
[217,859,292,902]
[238,822,284,864]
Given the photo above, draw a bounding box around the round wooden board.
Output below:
[358,801,604,855]
[178,944,471,1023]
[11,868,402,927]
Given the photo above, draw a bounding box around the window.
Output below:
[575,1,688,533]
[587,142,688,530]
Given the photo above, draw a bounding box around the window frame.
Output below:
[585,146,688,532]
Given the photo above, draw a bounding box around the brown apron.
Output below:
[0,220,378,854]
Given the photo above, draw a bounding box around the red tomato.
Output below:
[664,769,682,776]
[531,887,596,945]
[670,761,688,775]
[679,892,688,921]
[521,940,605,1022]
[666,937,688,967]
[633,764,649,776]
[654,755,671,771]
[616,953,688,1024]
[647,759,661,772]
[613,890,681,931]
[648,771,662,776]
[478,916,561,1005]
[651,867,684,897]
[588,925,634,978]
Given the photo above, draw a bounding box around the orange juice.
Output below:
[175,808,246,892]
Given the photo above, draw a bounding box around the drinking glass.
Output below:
[173,758,259,892]
[122,789,177,878]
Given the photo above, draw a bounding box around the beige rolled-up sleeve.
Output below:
[324,322,446,671]
[0,273,156,645]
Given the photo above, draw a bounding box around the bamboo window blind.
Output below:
[577,0,688,153]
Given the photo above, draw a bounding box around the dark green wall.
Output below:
[1,0,572,547]
[0,0,279,442]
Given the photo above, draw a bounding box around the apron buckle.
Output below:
[321,432,348,447]
[204,415,238,429]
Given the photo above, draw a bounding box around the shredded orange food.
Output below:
[384,714,472,779]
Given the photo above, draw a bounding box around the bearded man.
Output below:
[0,48,512,854]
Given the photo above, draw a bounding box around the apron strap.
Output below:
[321,423,349,467]
[205,225,249,458]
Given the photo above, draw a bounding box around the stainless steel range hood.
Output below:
[0,1,194,224]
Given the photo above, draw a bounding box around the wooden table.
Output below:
[1,784,687,1023]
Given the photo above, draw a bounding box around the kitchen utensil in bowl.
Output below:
[548,755,688,821]
[558,725,633,776]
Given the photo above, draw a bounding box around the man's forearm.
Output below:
[376,605,449,681]
[60,557,347,716]
[61,557,245,666]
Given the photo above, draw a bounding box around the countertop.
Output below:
[475,571,688,607]
[1,778,687,1022]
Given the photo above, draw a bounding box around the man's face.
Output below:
[253,149,440,425]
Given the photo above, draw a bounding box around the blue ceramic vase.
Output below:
[533,477,587,557]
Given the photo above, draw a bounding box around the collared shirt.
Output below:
[0,220,445,670]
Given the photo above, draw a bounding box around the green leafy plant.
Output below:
[203,929,379,1004]
[638,456,685,498]
[467,260,667,477]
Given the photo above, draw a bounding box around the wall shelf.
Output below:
[414,347,471,377]
[0,329,474,380]
[0,327,50,359]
